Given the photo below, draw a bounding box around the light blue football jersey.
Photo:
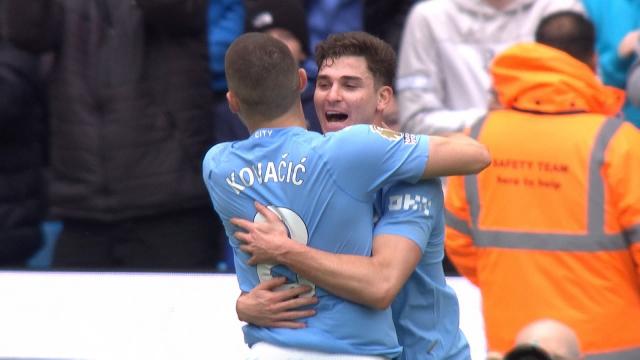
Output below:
[203,125,429,357]
[374,179,470,360]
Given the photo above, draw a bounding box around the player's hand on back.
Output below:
[236,277,318,328]
[232,202,294,265]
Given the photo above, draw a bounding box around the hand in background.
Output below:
[618,30,640,59]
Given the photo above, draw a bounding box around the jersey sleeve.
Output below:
[323,124,429,201]
[202,143,231,204]
[202,144,223,195]
[202,143,260,292]
[374,180,443,253]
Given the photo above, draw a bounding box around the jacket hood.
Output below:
[452,0,537,16]
[491,43,625,115]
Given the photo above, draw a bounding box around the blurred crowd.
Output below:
[0,0,639,359]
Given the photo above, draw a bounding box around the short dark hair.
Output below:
[225,32,299,120]
[535,11,595,65]
[504,345,553,360]
[315,31,396,88]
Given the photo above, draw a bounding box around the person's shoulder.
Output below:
[317,125,385,172]
[385,178,443,198]
[204,141,231,157]
[203,142,233,171]
[324,124,405,146]
[612,119,640,146]
[291,128,325,147]
[322,124,364,142]
[618,119,640,133]
[341,124,405,137]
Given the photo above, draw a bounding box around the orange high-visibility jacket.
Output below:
[445,43,640,358]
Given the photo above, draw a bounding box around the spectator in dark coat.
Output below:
[0,39,46,267]
[363,0,419,53]
[5,0,224,270]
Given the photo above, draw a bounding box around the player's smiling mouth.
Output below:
[326,111,349,122]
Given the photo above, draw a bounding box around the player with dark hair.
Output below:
[205,32,489,358]
[230,32,479,359]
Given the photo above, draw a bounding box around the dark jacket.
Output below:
[7,0,215,221]
[0,43,46,264]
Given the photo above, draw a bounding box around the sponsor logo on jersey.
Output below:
[403,133,417,145]
[389,194,431,216]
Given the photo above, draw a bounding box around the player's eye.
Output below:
[316,82,331,90]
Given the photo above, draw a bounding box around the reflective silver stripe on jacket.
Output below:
[448,117,631,251]
[585,347,640,360]
[627,224,640,245]
[445,209,471,236]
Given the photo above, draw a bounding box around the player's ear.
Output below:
[376,85,393,113]
[297,68,308,93]
[226,91,240,113]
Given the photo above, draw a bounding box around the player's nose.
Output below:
[326,83,342,102]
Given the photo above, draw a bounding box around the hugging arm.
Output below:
[236,277,317,328]
[233,203,422,312]
[422,133,491,178]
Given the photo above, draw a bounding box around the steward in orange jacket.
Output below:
[445,13,640,360]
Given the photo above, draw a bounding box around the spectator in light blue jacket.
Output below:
[583,0,640,128]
